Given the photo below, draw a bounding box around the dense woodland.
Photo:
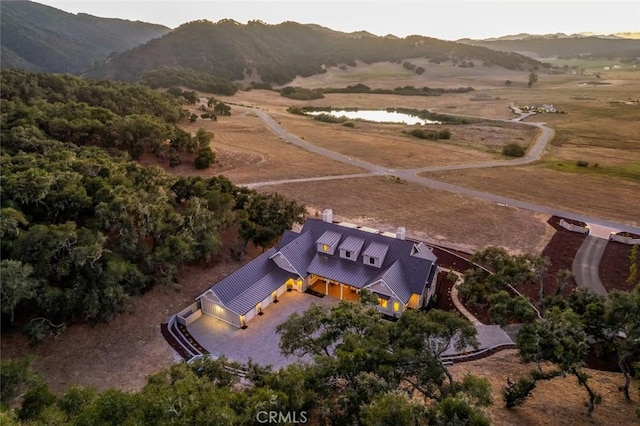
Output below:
[0,70,306,339]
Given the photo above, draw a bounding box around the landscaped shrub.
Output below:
[503,143,526,157]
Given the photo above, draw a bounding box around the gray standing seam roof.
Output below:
[316,230,342,246]
[208,248,296,315]
[276,231,316,277]
[363,241,389,260]
[206,218,438,313]
[339,236,365,255]
[378,260,412,302]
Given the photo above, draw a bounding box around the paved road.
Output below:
[572,236,609,297]
[249,108,640,235]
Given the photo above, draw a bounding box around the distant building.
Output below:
[197,209,439,327]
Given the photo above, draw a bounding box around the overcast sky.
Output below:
[34,0,639,40]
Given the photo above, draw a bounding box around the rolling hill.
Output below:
[457,33,640,59]
[0,0,171,74]
[86,19,541,86]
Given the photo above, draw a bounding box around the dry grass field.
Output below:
[225,62,640,225]
[420,166,640,226]
[258,175,555,254]
[450,350,639,426]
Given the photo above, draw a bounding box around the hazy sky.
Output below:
[34,0,639,40]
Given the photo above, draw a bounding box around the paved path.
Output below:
[248,108,640,235]
[572,236,609,297]
[441,268,515,355]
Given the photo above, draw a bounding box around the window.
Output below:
[345,251,351,258]
[393,302,400,312]
[323,244,329,252]
[369,257,376,265]
[379,298,388,308]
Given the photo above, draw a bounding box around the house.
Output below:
[197,209,439,328]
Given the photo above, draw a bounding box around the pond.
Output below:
[307,109,441,125]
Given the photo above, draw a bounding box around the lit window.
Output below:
[379,298,388,308]
[323,244,329,252]
[369,257,376,265]
[393,302,400,312]
[345,251,351,258]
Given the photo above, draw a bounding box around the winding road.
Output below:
[246,107,640,235]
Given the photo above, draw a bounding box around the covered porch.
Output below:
[309,274,360,302]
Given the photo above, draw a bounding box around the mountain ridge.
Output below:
[0,0,171,74]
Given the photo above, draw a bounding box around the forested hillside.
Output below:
[0,0,170,73]
[87,19,541,85]
[0,70,305,337]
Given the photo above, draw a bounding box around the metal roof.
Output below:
[363,241,389,261]
[316,230,342,246]
[208,248,296,315]
[276,231,316,277]
[339,236,365,255]
[205,218,438,311]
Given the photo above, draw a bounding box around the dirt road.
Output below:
[249,108,640,235]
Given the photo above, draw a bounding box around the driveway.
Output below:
[572,236,608,297]
[187,291,335,368]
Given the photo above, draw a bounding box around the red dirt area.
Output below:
[600,241,639,293]
[431,245,474,272]
[516,216,584,302]
[431,271,458,313]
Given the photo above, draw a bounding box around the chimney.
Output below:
[396,226,406,240]
[322,209,333,223]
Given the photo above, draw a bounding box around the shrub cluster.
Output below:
[502,143,526,157]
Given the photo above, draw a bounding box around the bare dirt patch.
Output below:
[450,349,639,426]
[258,176,554,254]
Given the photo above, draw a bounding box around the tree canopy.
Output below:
[0,69,306,338]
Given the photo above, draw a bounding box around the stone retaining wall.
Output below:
[559,219,589,235]
[609,234,640,245]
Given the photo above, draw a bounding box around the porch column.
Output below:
[340,284,343,300]
[325,279,329,295]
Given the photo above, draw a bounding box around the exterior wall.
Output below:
[200,297,241,328]
[407,294,420,309]
[376,297,405,316]
[177,302,202,326]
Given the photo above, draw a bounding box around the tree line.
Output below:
[0,69,305,341]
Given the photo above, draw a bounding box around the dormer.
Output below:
[362,241,389,268]
[316,230,341,255]
[338,236,365,261]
